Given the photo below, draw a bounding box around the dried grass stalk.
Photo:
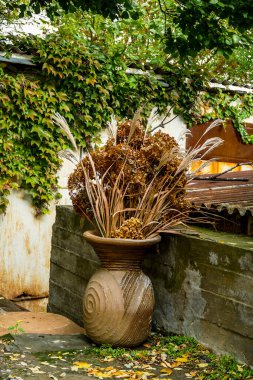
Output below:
[55,112,223,239]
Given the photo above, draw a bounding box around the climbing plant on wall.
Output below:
[0,70,69,214]
[1,6,253,214]
[0,11,170,214]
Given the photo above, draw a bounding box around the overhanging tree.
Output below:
[17,0,253,58]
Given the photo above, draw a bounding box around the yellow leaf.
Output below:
[73,361,91,368]
[112,370,126,376]
[104,366,116,371]
[160,361,172,368]
[88,369,108,378]
[175,356,188,363]
[170,361,180,368]
[136,353,147,359]
[198,363,209,368]
[102,356,115,362]
[160,368,173,375]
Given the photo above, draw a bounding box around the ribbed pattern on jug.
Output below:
[97,251,145,270]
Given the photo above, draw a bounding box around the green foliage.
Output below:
[184,91,253,144]
[204,34,253,84]
[34,333,253,379]
[0,69,68,214]
[18,0,253,58]
[33,14,169,145]
[7,320,25,334]
[22,0,139,19]
[1,5,253,214]
[207,355,253,379]
[0,11,169,214]
[0,0,25,23]
[163,0,253,59]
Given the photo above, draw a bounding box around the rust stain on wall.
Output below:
[24,233,31,255]
[0,191,55,299]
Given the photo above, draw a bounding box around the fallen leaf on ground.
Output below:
[29,366,46,374]
[73,361,92,368]
[162,360,173,367]
[175,356,188,363]
[160,368,173,375]
[198,363,209,368]
[169,361,181,368]
[124,363,134,368]
[101,356,115,362]
[41,361,57,368]
[49,375,58,380]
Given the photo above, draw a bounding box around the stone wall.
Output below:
[48,206,253,366]
[48,206,99,326]
[143,231,253,366]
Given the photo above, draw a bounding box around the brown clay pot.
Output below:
[83,230,161,347]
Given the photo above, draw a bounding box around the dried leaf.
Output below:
[73,361,92,368]
[175,356,188,363]
[102,356,115,362]
[29,366,46,374]
[198,363,209,368]
[49,375,58,380]
[170,361,181,368]
[160,368,173,375]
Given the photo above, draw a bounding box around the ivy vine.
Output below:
[1,9,253,215]
[0,14,169,214]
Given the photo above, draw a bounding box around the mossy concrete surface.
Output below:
[143,228,253,366]
[1,332,252,379]
[48,206,253,366]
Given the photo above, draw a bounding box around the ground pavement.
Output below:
[0,296,252,380]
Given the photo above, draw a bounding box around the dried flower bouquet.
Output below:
[54,111,223,239]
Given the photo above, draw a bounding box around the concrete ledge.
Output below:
[48,206,253,365]
[0,312,84,335]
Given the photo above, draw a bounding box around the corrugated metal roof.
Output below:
[0,52,35,66]
[187,170,253,216]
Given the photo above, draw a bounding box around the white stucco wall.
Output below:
[151,108,187,150]
[0,159,74,300]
